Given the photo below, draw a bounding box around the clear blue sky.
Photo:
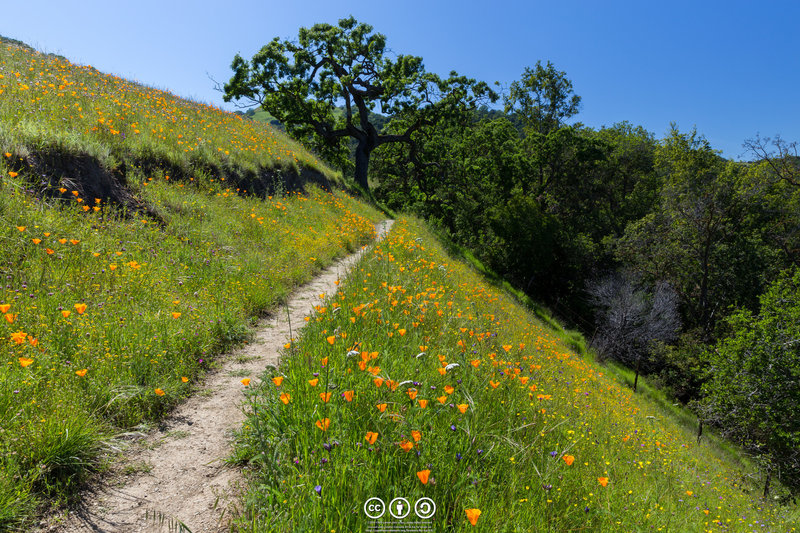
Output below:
[3,0,799,160]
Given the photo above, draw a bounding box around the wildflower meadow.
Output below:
[0,39,379,529]
[235,218,799,532]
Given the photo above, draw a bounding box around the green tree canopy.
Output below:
[223,16,496,190]
[505,60,582,136]
[700,268,800,495]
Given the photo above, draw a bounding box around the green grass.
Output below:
[0,39,342,190]
[234,217,799,532]
[0,172,379,529]
[0,39,383,531]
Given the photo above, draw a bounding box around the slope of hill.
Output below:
[0,39,380,530]
[0,36,341,207]
[234,217,800,532]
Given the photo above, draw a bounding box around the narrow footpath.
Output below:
[46,220,393,533]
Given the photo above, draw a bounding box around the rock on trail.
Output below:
[45,220,393,533]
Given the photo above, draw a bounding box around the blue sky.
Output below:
[3,0,799,159]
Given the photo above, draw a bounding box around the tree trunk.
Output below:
[354,140,371,191]
[633,355,641,393]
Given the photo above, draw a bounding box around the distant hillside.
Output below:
[240,105,390,133]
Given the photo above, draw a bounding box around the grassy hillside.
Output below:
[0,36,340,201]
[0,39,381,530]
[235,217,799,532]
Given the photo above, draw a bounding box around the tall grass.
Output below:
[0,39,337,185]
[235,217,799,532]
[0,38,383,530]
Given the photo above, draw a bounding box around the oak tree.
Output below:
[224,17,495,190]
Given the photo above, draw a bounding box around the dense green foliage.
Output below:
[701,269,800,494]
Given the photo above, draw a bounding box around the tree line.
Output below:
[224,17,800,496]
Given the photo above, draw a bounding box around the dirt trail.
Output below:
[46,220,393,533]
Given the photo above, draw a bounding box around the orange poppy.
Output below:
[280,393,291,404]
[342,390,354,402]
[315,418,330,431]
[326,335,336,345]
[75,369,88,377]
[465,508,481,526]
[171,312,181,319]
[365,431,378,444]
[417,469,431,485]
[241,378,251,386]
[398,439,413,452]
[74,303,87,315]
[19,357,33,367]
[272,376,284,386]
[373,377,383,388]
[563,454,575,466]
[437,395,447,404]
[417,399,428,409]
[598,477,609,487]
[0,304,9,314]
[457,404,469,414]
[319,392,331,402]
[155,388,165,396]
[308,378,319,387]
[411,430,422,442]
[376,403,387,412]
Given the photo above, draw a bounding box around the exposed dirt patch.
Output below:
[8,143,336,223]
[42,220,393,533]
[11,148,149,216]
